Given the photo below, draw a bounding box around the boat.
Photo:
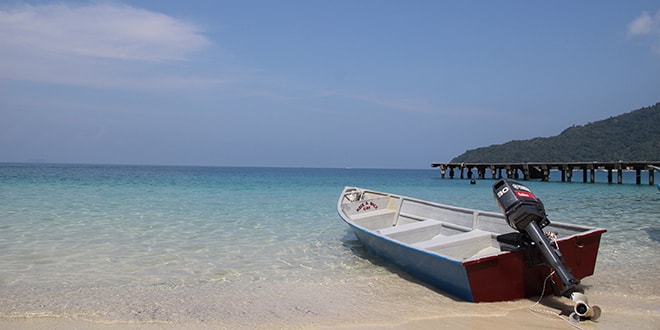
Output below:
[337,179,605,321]
[649,165,660,191]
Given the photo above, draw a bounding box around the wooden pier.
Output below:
[431,161,660,185]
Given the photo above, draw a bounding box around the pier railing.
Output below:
[431,161,660,185]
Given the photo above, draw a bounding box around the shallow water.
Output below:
[0,164,658,327]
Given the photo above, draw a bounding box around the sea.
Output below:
[0,163,658,328]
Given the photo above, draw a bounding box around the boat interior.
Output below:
[341,189,590,261]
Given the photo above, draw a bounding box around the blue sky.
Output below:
[1,1,659,169]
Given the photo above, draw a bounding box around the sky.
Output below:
[1,1,659,169]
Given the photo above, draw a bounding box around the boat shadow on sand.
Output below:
[340,229,595,318]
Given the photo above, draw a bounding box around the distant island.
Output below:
[451,103,660,163]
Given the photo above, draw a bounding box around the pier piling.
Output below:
[432,161,660,185]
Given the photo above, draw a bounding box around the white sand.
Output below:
[1,275,658,330]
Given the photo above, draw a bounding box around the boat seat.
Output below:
[351,209,397,230]
[351,209,396,220]
[377,220,442,235]
[411,229,492,250]
[380,220,456,244]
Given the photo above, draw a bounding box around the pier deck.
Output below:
[431,161,660,185]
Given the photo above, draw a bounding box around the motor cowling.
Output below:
[493,179,579,297]
[493,178,549,231]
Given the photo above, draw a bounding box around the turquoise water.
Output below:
[0,164,658,325]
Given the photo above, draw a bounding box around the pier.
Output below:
[431,161,660,185]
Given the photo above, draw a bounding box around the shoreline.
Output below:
[2,301,658,330]
[2,281,658,330]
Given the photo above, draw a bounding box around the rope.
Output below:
[527,232,584,330]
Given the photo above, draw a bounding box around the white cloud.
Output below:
[0,3,214,89]
[0,3,209,61]
[628,11,656,36]
[628,9,660,55]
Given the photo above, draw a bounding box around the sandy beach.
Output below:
[2,272,658,330]
[2,296,658,330]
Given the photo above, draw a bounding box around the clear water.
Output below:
[0,164,658,325]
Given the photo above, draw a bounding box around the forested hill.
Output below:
[450,103,660,163]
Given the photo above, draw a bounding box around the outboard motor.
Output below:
[492,179,578,296]
[493,179,601,321]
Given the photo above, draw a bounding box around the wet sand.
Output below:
[1,273,658,330]
[2,299,658,330]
